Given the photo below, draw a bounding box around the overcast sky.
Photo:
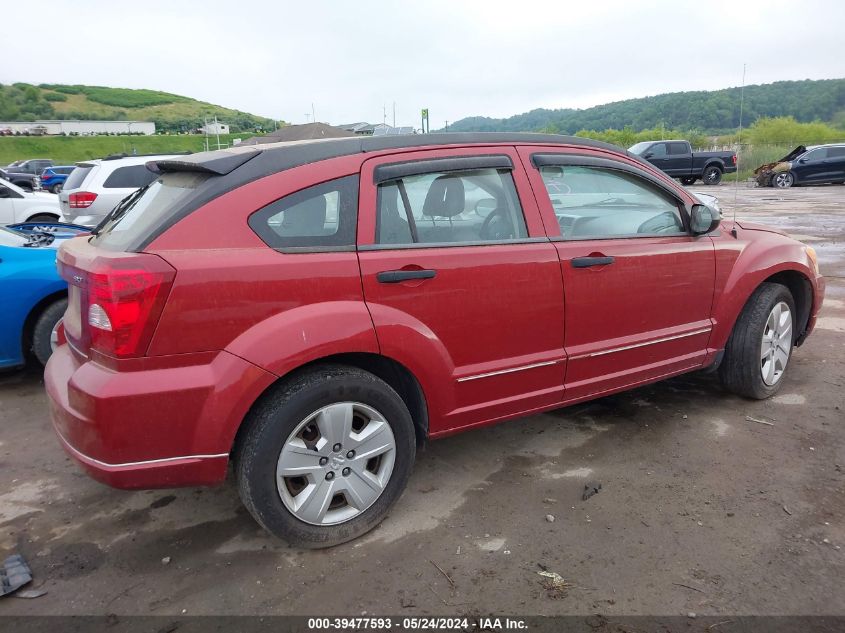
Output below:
[3,0,844,127]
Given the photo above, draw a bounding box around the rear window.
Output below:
[56,166,74,175]
[102,165,159,189]
[64,166,94,190]
[91,172,209,251]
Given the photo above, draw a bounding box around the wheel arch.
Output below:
[231,352,430,461]
[702,160,724,173]
[764,270,813,346]
[21,289,67,360]
[25,210,60,222]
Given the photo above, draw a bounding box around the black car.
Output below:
[0,168,40,192]
[5,159,54,175]
[761,144,845,188]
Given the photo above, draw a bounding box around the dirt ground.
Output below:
[0,182,843,618]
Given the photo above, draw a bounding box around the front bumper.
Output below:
[45,344,275,489]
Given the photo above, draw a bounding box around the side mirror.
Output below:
[690,204,721,235]
[475,197,497,218]
[798,158,808,164]
[644,152,654,159]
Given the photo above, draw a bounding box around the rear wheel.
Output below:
[32,299,68,366]
[702,165,723,185]
[236,365,416,548]
[719,283,795,399]
[772,172,794,188]
[680,176,697,186]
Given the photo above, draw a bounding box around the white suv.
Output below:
[59,154,187,227]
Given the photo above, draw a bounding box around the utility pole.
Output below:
[214,115,221,150]
[445,120,449,131]
[312,103,316,124]
[392,102,396,128]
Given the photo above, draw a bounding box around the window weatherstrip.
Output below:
[373,154,513,184]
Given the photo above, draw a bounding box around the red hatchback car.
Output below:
[45,134,825,547]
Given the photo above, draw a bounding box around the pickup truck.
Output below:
[0,168,41,192]
[628,140,736,185]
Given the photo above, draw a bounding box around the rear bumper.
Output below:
[45,344,276,489]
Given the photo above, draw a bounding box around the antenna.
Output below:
[732,63,746,236]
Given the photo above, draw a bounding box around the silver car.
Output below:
[59,154,185,227]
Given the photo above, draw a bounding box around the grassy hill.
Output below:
[0,83,278,133]
[445,78,845,135]
[0,133,252,165]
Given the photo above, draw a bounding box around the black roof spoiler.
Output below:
[146,148,260,176]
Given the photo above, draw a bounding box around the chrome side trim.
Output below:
[573,327,712,360]
[56,429,227,469]
[457,359,561,383]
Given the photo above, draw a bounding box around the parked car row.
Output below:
[39,133,823,549]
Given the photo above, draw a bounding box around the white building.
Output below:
[199,121,229,135]
[0,120,155,136]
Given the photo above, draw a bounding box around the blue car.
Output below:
[40,166,75,194]
[0,222,89,369]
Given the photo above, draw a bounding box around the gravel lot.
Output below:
[0,183,843,618]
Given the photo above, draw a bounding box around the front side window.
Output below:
[801,148,826,163]
[249,175,358,250]
[647,143,667,157]
[538,165,685,239]
[376,168,527,245]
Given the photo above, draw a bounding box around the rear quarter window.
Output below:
[248,175,359,251]
[102,165,159,189]
[63,166,94,190]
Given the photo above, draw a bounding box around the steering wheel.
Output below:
[480,207,515,241]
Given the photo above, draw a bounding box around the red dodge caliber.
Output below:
[45,134,825,547]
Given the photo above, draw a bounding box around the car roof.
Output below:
[77,153,186,169]
[149,133,637,186]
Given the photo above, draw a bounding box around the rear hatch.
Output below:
[59,163,98,219]
[56,171,209,360]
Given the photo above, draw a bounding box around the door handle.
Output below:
[571,256,614,268]
[377,269,437,283]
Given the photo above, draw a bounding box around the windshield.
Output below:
[628,142,652,155]
[91,172,209,251]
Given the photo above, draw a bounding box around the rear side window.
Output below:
[102,165,159,189]
[249,175,358,251]
[91,172,209,251]
[376,168,527,245]
[827,146,845,158]
[668,142,688,155]
[64,166,94,190]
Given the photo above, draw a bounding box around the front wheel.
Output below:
[771,172,794,188]
[51,183,63,194]
[236,365,416,548]
[702,165,723,185]
[719,283,795,399]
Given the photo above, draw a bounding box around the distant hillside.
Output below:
[0,83,277,133]
[445,79,845,134]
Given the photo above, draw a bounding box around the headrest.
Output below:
[422,175,465,218]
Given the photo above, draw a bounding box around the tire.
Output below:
[32,299,67,366]
[235,365,417,548]
[51,183,63,194]
[771,172,794,188]
[702,165,723,185]
[719,283,795,399]
[26,213,59,223]
[680,176,697,186]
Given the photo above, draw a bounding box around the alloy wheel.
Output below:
[760,301,792,386]
[276,402,396,526]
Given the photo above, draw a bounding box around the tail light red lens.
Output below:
[732,155,737,165]
[68,191,98,209]
[58,254,175,358]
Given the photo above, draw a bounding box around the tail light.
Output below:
[732,155,737,165]
[69,191,98,209]
[58,254,175,358]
